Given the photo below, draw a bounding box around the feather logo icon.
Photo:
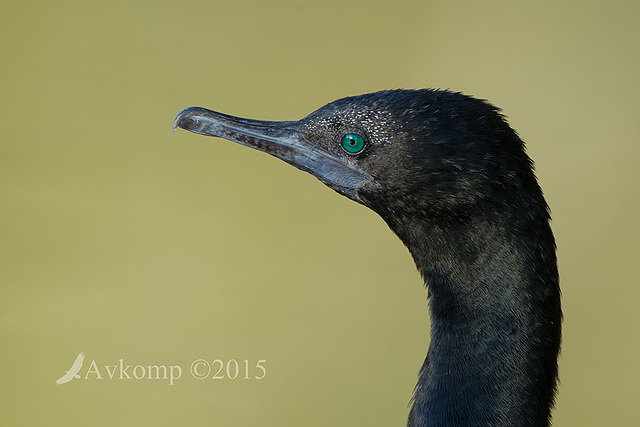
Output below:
[55,352,85,385]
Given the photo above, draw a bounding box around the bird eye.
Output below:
[341,133,365,154]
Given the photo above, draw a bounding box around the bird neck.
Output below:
[396,216,561,427]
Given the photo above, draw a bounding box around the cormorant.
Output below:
[173,89,562,426]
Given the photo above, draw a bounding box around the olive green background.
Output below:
[2,1,638,426]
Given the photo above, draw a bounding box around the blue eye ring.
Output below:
[341,133,366,154]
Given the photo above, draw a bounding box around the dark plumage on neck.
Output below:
[401,214,560,427]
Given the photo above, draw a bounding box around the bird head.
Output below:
[174,89,544,232]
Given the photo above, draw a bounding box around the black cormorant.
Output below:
[173,89,562,426]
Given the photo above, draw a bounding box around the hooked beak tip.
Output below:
[173,107,200,133]
[172,111,183,132]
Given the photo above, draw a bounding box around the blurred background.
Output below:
[1,1,638,425]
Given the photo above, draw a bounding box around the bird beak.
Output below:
[173,107,372,201]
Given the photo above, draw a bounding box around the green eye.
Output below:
[341,133,365,154]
